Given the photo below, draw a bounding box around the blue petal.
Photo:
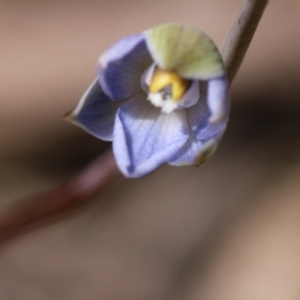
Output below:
[113,94,190,177]
[170,77,230,166]
[186,77,230,140]
[65,79,121,141]
[168,133,223,166]
[98,34,153,101]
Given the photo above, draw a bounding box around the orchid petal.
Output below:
[144,23,225,80]
[186,77,230,140]
[168,134,223,166]
[65,79,120,141]
[98,34,152,101]
[113,94,189,177]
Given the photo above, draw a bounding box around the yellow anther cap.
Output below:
[149,68,190,101]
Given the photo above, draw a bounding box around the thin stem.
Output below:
[0,150,121,243]
[221,0,268,84]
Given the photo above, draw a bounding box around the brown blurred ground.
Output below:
[0,0,300,299]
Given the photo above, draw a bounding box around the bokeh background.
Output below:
[1,0,300,299]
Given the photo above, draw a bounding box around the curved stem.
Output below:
[221,0,268,84]
[0,150,121,243]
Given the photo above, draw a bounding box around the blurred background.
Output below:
[0,0,300,299]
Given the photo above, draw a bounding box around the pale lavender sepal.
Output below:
[168,132,223,166]
[187,77,230,140]
[113,94,190,178]
[66,78,121,141]
[98,34,152,101]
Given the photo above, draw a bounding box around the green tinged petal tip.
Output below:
[144,23,225,80]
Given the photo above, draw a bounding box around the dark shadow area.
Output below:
[10,133,110,180]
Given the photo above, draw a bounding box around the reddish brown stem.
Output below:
[0,149,121,243]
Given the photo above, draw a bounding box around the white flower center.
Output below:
[147,91,178,114]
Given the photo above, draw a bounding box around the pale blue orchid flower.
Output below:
[66,23,230,178]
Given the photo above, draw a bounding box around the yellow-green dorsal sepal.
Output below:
[144,23,225,80]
